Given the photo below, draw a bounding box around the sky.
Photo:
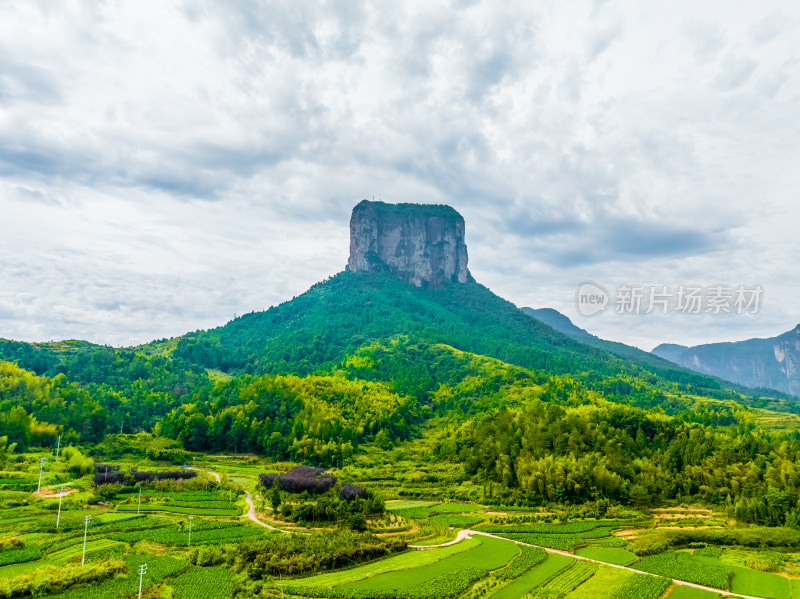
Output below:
[1,0,799,351]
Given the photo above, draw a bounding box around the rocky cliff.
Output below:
[347,200,470,287]
[653,324,800,398]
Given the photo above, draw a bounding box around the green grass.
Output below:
[564,565,634,599]
[340,536,519,592]
[490,552,574,599]
[666,586,721,599]
[294,538,481,588]
[170,565,236,599]
[636,550,730,590]
[385,500,440,510]
[727,564,791,599]
[47,539,125,564]
[427,503,484,514]
[610,574,671,599]
[117,503,240,516]
[428,514,485,528]
[575,547,637,566]
[541,561,599,593]
[0,559,47,579]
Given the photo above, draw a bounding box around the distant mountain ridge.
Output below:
[653,325,800,398]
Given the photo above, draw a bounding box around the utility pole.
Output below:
[187,516,193,547]
[81,515,91,565]
[56,486,66,528]
[138,487,142,515]
[137,563,148,599]
[55,434,61,460]
[37,458,45,492]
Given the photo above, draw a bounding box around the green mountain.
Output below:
[3,200,800,527]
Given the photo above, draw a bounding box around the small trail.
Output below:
[186,467,220,483]
[244,491,292,533]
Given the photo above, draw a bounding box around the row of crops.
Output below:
[116,489,242,517]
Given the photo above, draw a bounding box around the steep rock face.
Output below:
[652,324,800,398]
[347,200,469,287]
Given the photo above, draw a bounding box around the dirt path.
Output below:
[186,467,220,483]
[243,490,293,533]
[462,531,767,599]
[33,487,77,499]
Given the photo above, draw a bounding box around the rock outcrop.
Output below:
[347,200,469,288]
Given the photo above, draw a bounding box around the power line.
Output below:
[37,458,45,492]
[81,515,92,565]
[56,486,66,528]
[137,563,148,599]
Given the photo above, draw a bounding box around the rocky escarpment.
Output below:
[652,324,800,398]
[347,200,470,287]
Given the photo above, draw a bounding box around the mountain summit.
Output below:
[347,200,469,288]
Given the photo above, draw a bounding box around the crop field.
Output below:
[385,500,440,510]
[287,536,518,598]
[726,563,792,599]
[295,537,482,589]
[610,574,671,599]
[108,520,268,545]
[574,546,637,565]
[427,513,485,528]
[564,565,635,599]
[636,550,730,590]
[540,560,599,594]
[117,503,241,516]
[47,539,125,563]
[489,552,574,599]
[666,586,721,599]
[496,546,547,580]
[428,503,485,514]
[169,565,236,599]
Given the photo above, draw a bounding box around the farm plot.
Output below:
[565,565,634,599]
[575,547,637,566]
[636,550,730,590]
[47,539,125,564]
[496,546,547,580]
[540,561,599,594]
[109,520,268,546]
[0,545,41,567]
[489,552,574,599]
[726,564,791,599]
[117,503,240,516]
[427,514,485,528]
[610,573,671,599]
[294,537,480,589]
[170,565,236,599]
[385,500,440,511]
[666,586,721,599]
[288,535,518,598]
[49,555,187,599]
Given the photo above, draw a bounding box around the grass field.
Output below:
[295,538,481,588]
[385,500,440,510]
[666,585,721,599]
[490,552,574,599]
[428,513,485,528]
[47,539,125,563]
[575,546,637,566]
[170,565,236,599]
[727,563,792,599]
[339,536,519,593]
[564,564,634,599]
[117,503,240,516]
[427,502,485,514]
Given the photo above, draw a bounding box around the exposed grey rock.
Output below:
[347,200,469,287]
[652,324,800,398]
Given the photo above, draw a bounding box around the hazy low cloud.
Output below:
[0,0,798,350]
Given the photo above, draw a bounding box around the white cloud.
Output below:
[0,0,798,350]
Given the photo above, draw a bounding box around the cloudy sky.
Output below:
[1,0,798,350]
